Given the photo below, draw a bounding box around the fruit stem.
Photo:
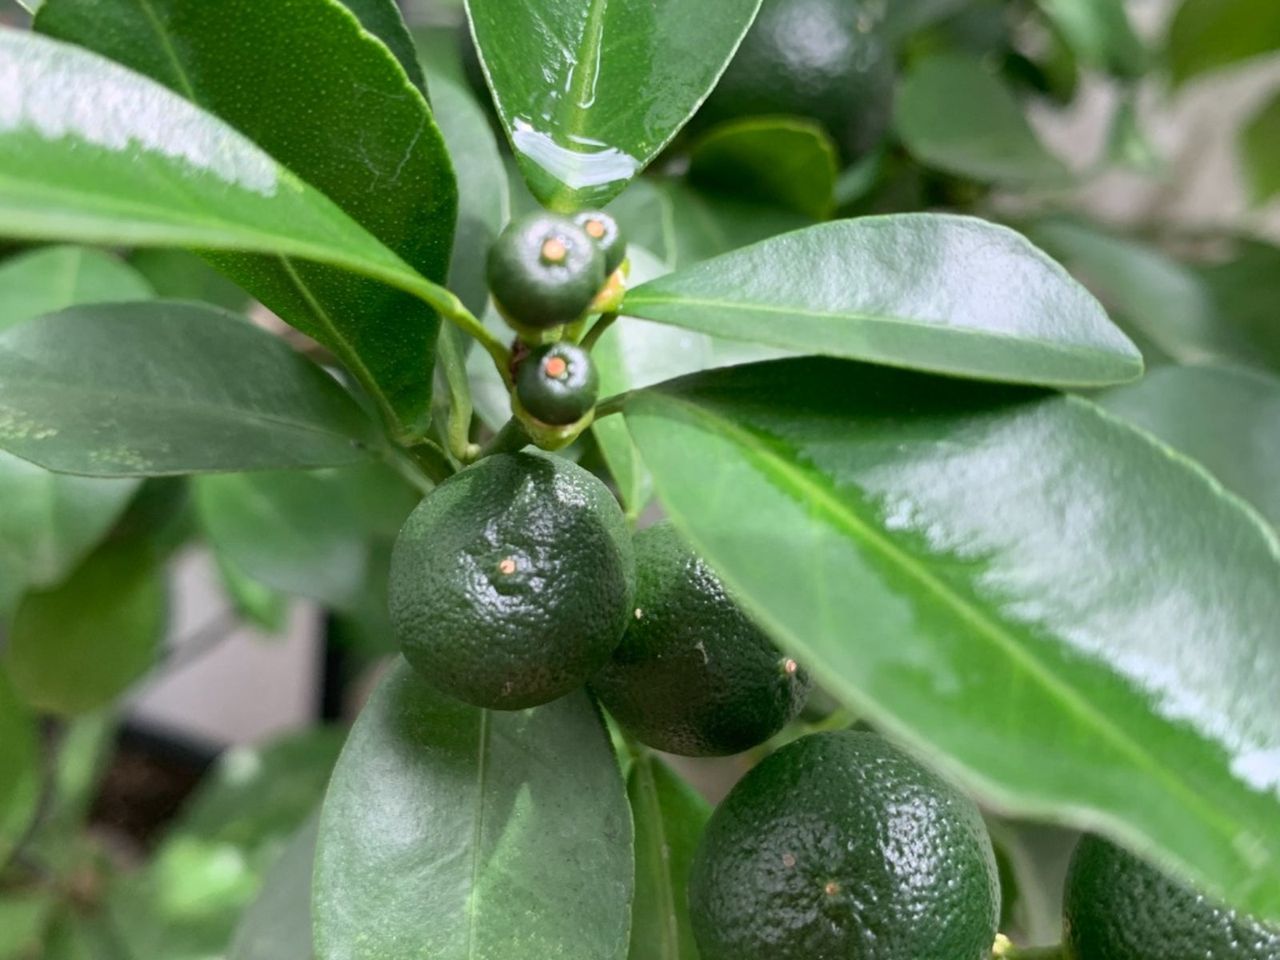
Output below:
[593,391,631,420]
[579,311,618,351]
[477,417,532,459]
[993,937,1066,960]
[437,298,514,389]
[404,439,457,484]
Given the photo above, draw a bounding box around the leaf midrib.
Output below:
[639,391,1240,844]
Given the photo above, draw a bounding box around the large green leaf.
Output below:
[1242,89,1280,205]
[622,215,1141,388]
[0,29,468,442]
[0,245,154,334]
[195,465,416,613]
[0,668,39,865]
[895,53,1071,186]
[6,538,165,715]
[465,0,763,209]
[688,118,838,220]
[0,451,138,614]
[36,0,457,441]
[129,249,250,313]
[0,301,381,476]
[1195,238,1280,374]
[314,661,634,960]
[627,753,709,960]
[1167,0,1280,85]
[1100,365,1280,533]
[338,0,429,97]
[622,357,1280,922]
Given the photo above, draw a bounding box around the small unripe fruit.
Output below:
[573,210,627,275]
[516,342,599,426]
[487,213,606,332]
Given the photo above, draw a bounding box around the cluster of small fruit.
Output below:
[486,209,627,439]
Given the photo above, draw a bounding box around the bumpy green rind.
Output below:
[698,0,895,160]
[389,452,634,709]
[487,213,606,330]
[516,342,600,426]
[1064,835,1280,960]
[689,731,1000,960]
[592,521,811,756]
[573,210,628,275]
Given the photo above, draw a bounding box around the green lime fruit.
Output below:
[573,210,627,275]
[689,730,1000,960]
[591,522,811,756]
[487,213,606,332]
[516,342,599,426]
[388,452,634,710]
[698,0,895,160]
[1063,834,1280,959]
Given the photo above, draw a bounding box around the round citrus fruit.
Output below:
[516,342,599,426]
[388,452,634,710]
[1063,834,1280,959]
[698,0,895,160]
[487,212,606,332]
[689,730,1000,960]
[591,521,811,756]
[573,210,627,275]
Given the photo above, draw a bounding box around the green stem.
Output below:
[579,311,618,352]
[436,327,476,462]
[477,417,531,459]
[437,296,513,389]
[593,390,631,420]
[405,439,456,484]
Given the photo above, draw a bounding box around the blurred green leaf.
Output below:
[28,712,118,872]
[0,893,55,959]
[1195,238,1280,372]
[314,661,633,960]
[212,550,290,634]
[895,53,1071,185]
[0,452,138,617]
[1100,365,1280,533]
[128,249,251,313]
[196,464,416,614]
[6,538,166,715]
[1241,89,1280,204]
[627,753,709,960]
[0,245,154,334]
[1167,0,1280,85]
[0,668,39,866]
[229,817,318,960]
[1036,0,1146,77]
[883,0,972,44]
[0,301,382,476]
[688,118,838,220]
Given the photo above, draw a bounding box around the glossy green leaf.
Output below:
[0,245,154,334]
[229,817,319,960]
[895,53,1071,185]
[0,668,39,865]
[688,118,838,220]
[338,0,429,96]
[0,301,381,476]
[7,538,165,715]
[36,0,457,441]
[622,214,1141,388]
[1100,365,1280,533]
[627,752,709,960]
[314,660,633,960]
[195,465,415,613]
[623,357,1280,922]
[1036,0,1146,77]
[1242,90,1280,205]
[0,451,138,613]
[1167,0,1280,85]
[0,29,466,442]
[1028,218,1257,368]
[465,0,763,209]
